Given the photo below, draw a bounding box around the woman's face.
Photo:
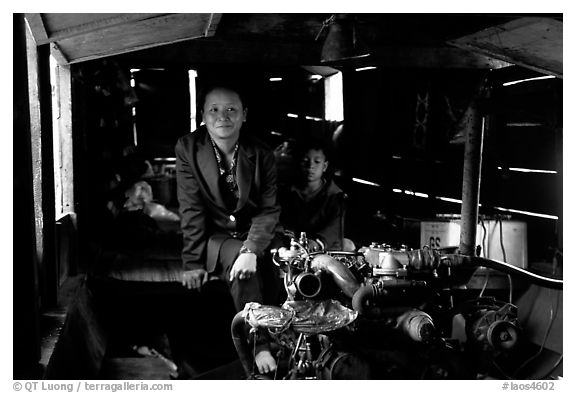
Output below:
[202,88,247,142]
[300,148,328,183]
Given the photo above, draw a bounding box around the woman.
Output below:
[175,81,280,375]
[279,138,347,252]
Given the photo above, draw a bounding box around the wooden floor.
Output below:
[100,357,246,380]
[43,266,246,380]
[39,208,254,380]
[101,357,176,380]
[39,275,85,370]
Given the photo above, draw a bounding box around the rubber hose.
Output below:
[470,256,563,290]
[230,311,254,378]
[351,285,375,315]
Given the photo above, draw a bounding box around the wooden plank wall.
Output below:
[13,13,43,379]
[340,65,561,260]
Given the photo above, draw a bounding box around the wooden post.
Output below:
[13,12,42,378]
[52,54,75,218]
[27,30,58,308]
[459,87,487,256]
[51,47,78,278]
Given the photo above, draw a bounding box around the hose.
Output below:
[311,254,361,298]
[394,251,563,290]
[351,285,376,315]
[468,256,563,290]
[230,311,254,378]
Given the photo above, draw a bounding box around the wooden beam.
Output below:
[24,13,49,43]
[39,42,58,308]
[301,65,340,77]
[26,14,46,305]
[204,13,222,37]
[53,62,75,217]
[343,46,512,70]
[64,36,205,65]
[50,42,69,65]
[449,17,562,78]
[114,38,513,70]
[57,14,216,64]
[32,13,169,45]
[13,12,42,378]
[27,28,59,309]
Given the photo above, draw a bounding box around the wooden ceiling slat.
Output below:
[42,13,128,32]
[24,13,49,43]
[39,13,170,45]
[24,13,562,72]
[449,17,562,78]
[52,14,215,64]
[357,46,512,69]
[204,13,222,37]
[112,38,511,70]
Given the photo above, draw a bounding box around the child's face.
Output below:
[300,149,328,183]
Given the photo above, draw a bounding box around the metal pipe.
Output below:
[311,254,360,298]
[294,271,322,298]
[351,285,375,315]
[470,256,563,290]
[459,86,487,256]
[438,254,563,290]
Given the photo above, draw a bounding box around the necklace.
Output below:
[209,137,240,199]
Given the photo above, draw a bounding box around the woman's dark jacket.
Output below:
[175,126,280,272]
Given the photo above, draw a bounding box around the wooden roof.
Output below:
[24,13,562,76]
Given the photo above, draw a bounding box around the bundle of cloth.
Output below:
[123,181,180,222]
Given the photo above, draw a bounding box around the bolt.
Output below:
[499,331,510,341]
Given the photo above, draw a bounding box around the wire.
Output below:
[507,274,513,304]
[291,239,310,260]
[478,268,491,298]
[315,15,335,41]
[481,218,487,257]
[499,218,507,262]
[478,219,490,298]
[288,333,304,375]
[471,257,562,289]
[498,219,513,303]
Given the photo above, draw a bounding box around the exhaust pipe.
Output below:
[294,271,322,298]
[311,254,360,298]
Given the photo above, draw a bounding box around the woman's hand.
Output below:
[181,269,208,290]
[229,252,257,281]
